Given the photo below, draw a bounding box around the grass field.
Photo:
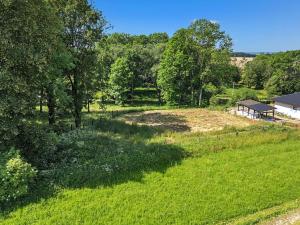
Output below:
[1,108,300,225]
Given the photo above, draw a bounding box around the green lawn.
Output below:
[1,120,300,224]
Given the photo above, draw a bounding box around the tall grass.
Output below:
[1,119,299,225]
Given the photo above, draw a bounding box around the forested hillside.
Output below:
[242,51,300,95]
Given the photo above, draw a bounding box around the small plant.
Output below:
[0,150,37,203]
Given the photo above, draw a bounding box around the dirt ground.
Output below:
[120,108,257,132]
[262,209,300,225]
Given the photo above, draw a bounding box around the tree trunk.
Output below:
[72,74,81,128]
[191,86,194,106]
[157,89,162,105]
[74,105,81,128]
[198,87,203,107]
[46,84,55,125]
[130,84,134,105]
[155,82,162,105]
[39,89,44,113]
[87,99,90,113]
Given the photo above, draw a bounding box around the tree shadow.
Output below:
[1,119,186,216]
[90,117,165,138]
[52,135,186,189]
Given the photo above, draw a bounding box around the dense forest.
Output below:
[242,50,300,95]
[0,0,299,208]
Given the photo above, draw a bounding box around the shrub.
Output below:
[230,88,258,105]
[15,124,59,169]
[0,150,37,203]
[210,96,230,106]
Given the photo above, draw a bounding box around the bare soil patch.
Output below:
[262,209,300,225]
[120,108,257,132]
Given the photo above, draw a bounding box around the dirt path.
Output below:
[263,210,300,225]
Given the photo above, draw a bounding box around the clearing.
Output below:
[120,108,257,132]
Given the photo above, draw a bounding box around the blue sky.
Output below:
[94,0,300,52]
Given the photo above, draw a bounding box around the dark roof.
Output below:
[238,99,275,112]
[273,92,300,108]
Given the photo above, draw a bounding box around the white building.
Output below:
[273,92,300,119]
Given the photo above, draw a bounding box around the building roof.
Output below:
[238,99,276,112]
[273,92,300,108]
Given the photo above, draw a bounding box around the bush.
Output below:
[0,150,37,203]
[210,96,230,106]
[15,124,59,169]
[231,88,258,105]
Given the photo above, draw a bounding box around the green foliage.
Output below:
[50,0,108,127]
[109,57,135,105]
[106,32,169,45]
[98,32,168,105]
[14,124,59,169]
[265,65,300,96]
[0,0,63,148]
[158,19,233,106]
[231,88,258,104]
[209,96,230,106]
[0,150,37,203]
[242,51,300,95]
[242,55,272,89]
[158,42,195,105]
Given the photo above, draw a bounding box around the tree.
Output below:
[158,29,196,105]
[97,32,169,105]
[148,43,168,103]
[242,50,300,95]
[266,65,300,96]
[189,19,232,106]
[0,0,63,149]
[148,33,169,44]
[158,19,232,106]
[242,55,272,89]
[50,0,107,127]
[45,51,74,125]
[109,57,134,105]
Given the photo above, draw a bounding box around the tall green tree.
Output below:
[50,0,107,127]
[45,51,74,125]
[158,19,232,106]
[242,50,300,94]
[109,57,134,105]
[97,32,169,105]
[266,63,300,96]
[242,55,272,89]
[0,0,63,149]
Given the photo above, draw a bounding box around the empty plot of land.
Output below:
[120,108,257,132]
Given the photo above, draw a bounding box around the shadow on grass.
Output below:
[1,119,186,216]
[91,117,165,138]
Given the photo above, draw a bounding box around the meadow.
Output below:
[1,107,300,224]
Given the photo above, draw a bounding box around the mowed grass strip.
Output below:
[1,129,300,225]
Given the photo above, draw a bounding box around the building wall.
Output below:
[275,104,300,119]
